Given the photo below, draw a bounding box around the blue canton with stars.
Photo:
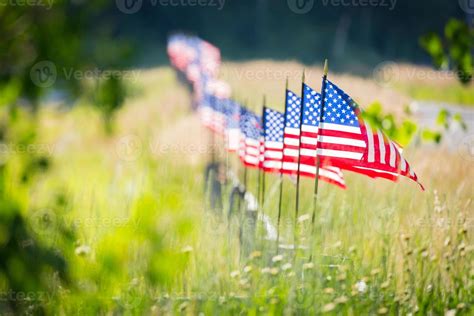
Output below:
[224,100,241,129]
[285,90,302,129]
[263,108,284,142]
[321,80,360,127]
[301,84,322,127]
[240,107,262,141]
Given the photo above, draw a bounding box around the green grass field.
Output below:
[1,62,473,315]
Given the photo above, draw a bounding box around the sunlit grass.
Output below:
[3,61,473,314]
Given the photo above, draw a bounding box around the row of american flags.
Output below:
[167,34,424,191]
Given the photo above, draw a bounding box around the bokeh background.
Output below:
[0,1,473,315]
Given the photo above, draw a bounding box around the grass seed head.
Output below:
[323,288,335,294]
[334,296,348,304]
[270,268,279,276]
[249,251,261,259]
[322,303,336,313]
[281,263,292,271]
[303,262,314,270]
[378,307,388,314]
[261,267,271,274]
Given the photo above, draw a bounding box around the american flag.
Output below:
[239,107,262,168]
[317,79,423,189]
[315,80,367,169]
[298,84,346,187]
[198,80,231,134]
[167,34,196,72]
[199,40,221,78]
[262,107,285,173]
[225,100,241,152]
[280,90,346,188]
[353,122,424,189]
[281,90,302,175]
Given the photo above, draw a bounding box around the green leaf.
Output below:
[436,109,450,129]
[421,129,442,144]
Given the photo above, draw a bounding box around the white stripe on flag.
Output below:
[284,138,300,146]
[265,151,283,159]
[389,141,396,167]
[284,148,299,157]
[264,161,282,169]
[320,122,361,134]
[265,141,284,149]
[282,162,298,171]
[401,156,407,172]
[300,148,316,157]
[245,156,260,165]
[300,136,318,145]
[366,123,375,163]
[284,127,300,136]
[301,125,319,133]
[318,149,364,160]
[319,136,366,147]
[377,130,385,164]
[246,138,260,147]
[353,166,399,177]
[246,147,260,156]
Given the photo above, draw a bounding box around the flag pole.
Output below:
[210,95,216,165]
[276,78,289,254]
[294,70,305,259]
[258,97,266,248]
[309,59,329,262]
[261,95,267,209]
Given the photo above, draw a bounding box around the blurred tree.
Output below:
[94,76,127,134]
[420,19,473,85]
[0,1,133,132]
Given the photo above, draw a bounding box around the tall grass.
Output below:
[1,62,472,315]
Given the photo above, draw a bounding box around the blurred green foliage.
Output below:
[362,101,467,146]
[93,77,127,134]
[0,2,133,130]
[420,19,473,85]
